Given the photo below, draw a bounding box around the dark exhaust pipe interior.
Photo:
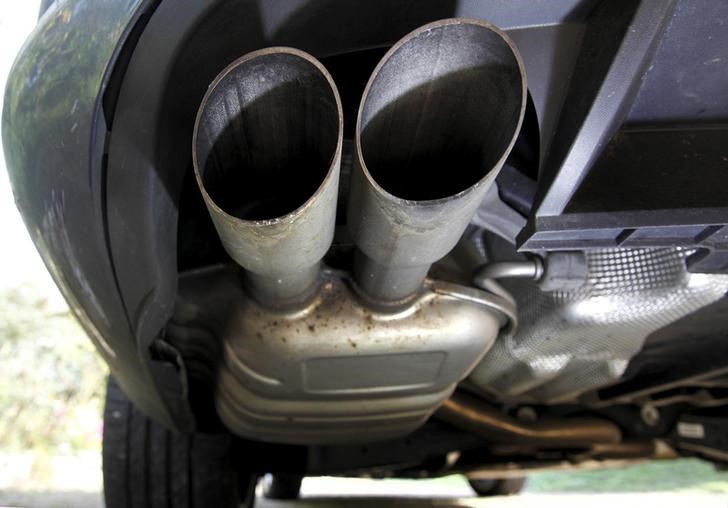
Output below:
[359,24,524,201]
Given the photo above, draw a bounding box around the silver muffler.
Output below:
[193,47,343,306]
[348,19,527,302]
[188,23,524,444]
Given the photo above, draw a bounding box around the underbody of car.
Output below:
[3,0,728,506]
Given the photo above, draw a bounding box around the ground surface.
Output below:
[2,457,728,508]
[2,488,728,508]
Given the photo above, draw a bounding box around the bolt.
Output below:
[516,406,538,422]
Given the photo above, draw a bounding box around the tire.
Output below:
[262,474,303,500]
[102,377,257,508]
[467,477,526,497]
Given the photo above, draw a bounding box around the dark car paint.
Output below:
[1,0,189,430]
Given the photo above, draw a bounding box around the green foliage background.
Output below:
[0,285,107,453]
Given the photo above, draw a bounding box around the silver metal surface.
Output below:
[175,266,509,444]
[348,18,527,302]
[473,259,543,284]
[473,252,587,293]
[193,48,343,305]
[469,248,728,403]
[437,391,621,447]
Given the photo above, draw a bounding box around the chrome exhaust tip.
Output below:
[193,47,343,305]
[348,19,527,302]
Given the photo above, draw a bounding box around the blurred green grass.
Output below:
[526,459,728,493]
[0,285,107,455]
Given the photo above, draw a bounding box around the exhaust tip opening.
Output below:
[194,49,341,221]
[358,20,525,202]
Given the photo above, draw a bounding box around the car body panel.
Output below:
[1,0,190,430]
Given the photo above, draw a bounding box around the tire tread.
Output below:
[103,377,244,508]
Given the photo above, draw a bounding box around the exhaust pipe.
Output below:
[192,48,343,305]
[348,19,527,302]
[187,27,521,445]
[438,391,622,447]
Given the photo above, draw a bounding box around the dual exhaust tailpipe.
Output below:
[193,19,526,306]
[193,48,342,306]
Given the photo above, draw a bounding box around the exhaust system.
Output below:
[193,47,342,306]
[349,19,526,302]
[186,23,544,445]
